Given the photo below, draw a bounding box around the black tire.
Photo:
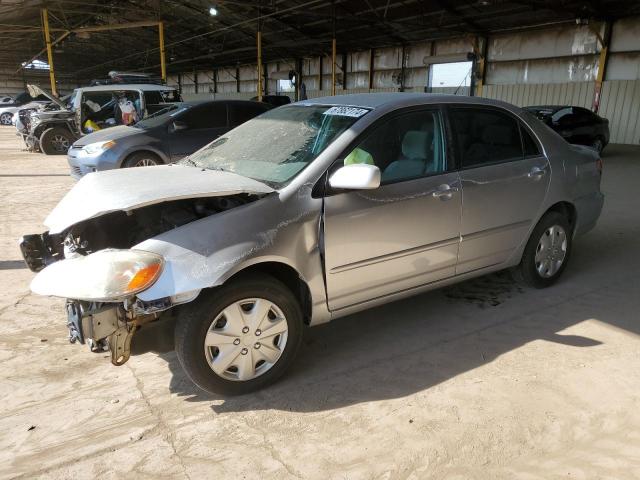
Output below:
[122,151,163,168]
[0,112,12,125]
[39,127,74,155]
[175,273,304,395]
[514,211,572,289]
[592,137,606,154]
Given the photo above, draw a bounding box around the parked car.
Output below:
[25,83,182,155]
[21,93,603,395]
[15,95,71,151]
[250,94,291,107]
[67,100,272,179]
[0,95,49,125]
[524,105,610,153]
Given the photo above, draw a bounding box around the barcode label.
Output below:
[323,106,368,118]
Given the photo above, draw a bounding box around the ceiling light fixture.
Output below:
[209,6,218,16]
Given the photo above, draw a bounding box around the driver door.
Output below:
[322,108,462,311]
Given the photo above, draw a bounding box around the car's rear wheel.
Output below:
[175,273,303,395]
[0,112,12,125]
[591,137,605,154]
[39,127,74,155]
[123,152,162,168]
[515,211,572,288]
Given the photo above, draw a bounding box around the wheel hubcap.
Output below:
[52,134,70,152]
[204,298,288,381]
[534,224,568,278]
[1,114,10,124]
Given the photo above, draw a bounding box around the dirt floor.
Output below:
[1,126,639,480]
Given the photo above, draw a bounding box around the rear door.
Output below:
[168,103,229,160]
[449,106,550,274]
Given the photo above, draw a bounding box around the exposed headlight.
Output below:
[30,249,163,301]
[80,140,116,156]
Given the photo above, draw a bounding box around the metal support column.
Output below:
[368,49,374,90]
[472,36,487,97]
[257,30,263,101]
[158,22,167,83]
[593,22,612,113]
[41,8,57,97]
[331,38,337,95]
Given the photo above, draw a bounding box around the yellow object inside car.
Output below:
[344,147,374,166]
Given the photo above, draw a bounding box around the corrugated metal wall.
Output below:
[482,82,596,108]
[599,80,640,144]
[169,16,640,145]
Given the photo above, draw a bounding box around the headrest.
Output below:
[401,130,432,160]
[482,124,514,145]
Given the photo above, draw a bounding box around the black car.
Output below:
[524,105,610,153]
[67,100,272,179]
[250,95,291,107]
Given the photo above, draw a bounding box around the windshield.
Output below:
[134,104,187,129]
[178,104,368,188]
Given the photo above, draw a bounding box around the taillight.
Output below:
[596,158,603,175]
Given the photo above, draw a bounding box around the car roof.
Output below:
[178,100,270,107]
[297,92,516,110]
[525,105,578,111]
[75,84,177,92]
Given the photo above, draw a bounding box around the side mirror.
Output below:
[328,164,381,190]
[171,120,188,132]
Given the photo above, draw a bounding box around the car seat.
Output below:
[382,130,433,182]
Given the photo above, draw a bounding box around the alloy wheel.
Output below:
[204,298,289,381]
[0,113,11,125]
[52,134,70,152]
[534,224,567,278]
[134,157,158,167]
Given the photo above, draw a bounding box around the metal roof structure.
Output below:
[2,0,639,78]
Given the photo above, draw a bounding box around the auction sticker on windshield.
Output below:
[323,106,368,117]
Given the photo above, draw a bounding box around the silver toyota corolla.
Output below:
[21,93,604,395]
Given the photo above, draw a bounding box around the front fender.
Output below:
[134,189,331,324]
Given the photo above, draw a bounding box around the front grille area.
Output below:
[71,165,82,177]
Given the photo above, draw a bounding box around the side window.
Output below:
[450,107,523,168]
[181,104,227,129]
[344,109,447,184]
[520,124,541,157]
[229,103,268,126]
[144,91,163,105]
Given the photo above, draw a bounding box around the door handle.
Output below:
[528,166,546,179]
[432,184,459,200]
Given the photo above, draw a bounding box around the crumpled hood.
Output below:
[73,125,140,147]
[45,164,274,233]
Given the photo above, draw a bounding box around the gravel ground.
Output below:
[1,126,639,480]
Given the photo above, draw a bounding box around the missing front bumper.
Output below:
[66,301,138,366]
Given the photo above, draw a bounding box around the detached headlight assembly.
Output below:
[80,140,116,156]
[31,249,163,301]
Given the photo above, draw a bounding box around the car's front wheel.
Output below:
[39,127,74,155]
[515,211,572,288]
[123,152,162,168]
[175,273,303,395]
[0,112,12,125]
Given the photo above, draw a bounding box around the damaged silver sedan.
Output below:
[21,93,604,395]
